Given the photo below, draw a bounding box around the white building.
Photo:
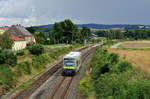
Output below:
[10,35,27,51]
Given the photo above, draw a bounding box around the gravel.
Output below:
[65,51,94,99]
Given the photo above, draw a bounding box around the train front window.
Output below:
[64,60,75,66]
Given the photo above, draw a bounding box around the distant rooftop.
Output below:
[12,24,32,36]
[0,27,9,31]
[10,35,25,41]
[4,24,32,37]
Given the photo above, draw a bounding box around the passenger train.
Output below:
[62,52,82,76]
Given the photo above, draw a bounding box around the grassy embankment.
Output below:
[0,44,85,96]
[79,44,150,99]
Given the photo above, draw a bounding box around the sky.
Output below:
[0,0,150,26]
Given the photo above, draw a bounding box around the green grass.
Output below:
[12,77,35,92]
[44,44,67,47]
[1,44,86,97]
[117,45,150,50]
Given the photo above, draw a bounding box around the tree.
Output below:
[34,32,46,44]
[51,19,79,44]
[80,26,91,43]
[0,34,14,50]
[106,29,124,40]
[93,30,106,37]
[26,26,36,34]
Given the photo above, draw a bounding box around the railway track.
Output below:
[48,77,73,99]
[48,46,97,99]
[11,44,95,99]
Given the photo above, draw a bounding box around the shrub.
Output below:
[0,65,16,90]
[92,62,111,80]
[28,44,44,56]
[117,60,133,72]
[108,53,119,65]
[79,76,93,98]
[93,73,129,99]
[5,51,17,66]
[125,80,150,99]
[0,34,14,50]
[0,51,7,64]
[16,50,25,56]
[32,54,48,69]
[18,61,31,75]
[0,50,17,66]
[88,46,150,99]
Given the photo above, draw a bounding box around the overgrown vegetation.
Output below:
[0,44,83,95]
[0,34,14,50]
[0,65,16,90]
[28,44,44,56]
[0,49,17,66]
[79,47,150,99]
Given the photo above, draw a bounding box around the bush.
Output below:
[32,54,48,69]
[91,48,117,80]
[117,60,133,72]
[92,62,111,80]
[17,61,31,75]
[16,50,25,56]
[0,65,16,90]
[86,46,150,99]
[108,53,119,65]
[0,50,17,66]
[28,44,44,56]
[93,73,129,99]
[79,76,93,98]
[125,80,150,99]
[5,51,17,66]
[0,51,7,64]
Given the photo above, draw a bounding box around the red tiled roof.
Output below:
[0,27,9,31]
[10,35,25,41]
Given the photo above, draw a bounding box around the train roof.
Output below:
[64,52,81,60]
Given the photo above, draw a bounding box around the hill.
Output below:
[32,24,150,32]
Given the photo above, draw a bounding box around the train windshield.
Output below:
[64,58,75,66]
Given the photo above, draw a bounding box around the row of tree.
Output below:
[94,29,150,40]
[27,19,91,44]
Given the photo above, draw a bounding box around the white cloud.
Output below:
[23,19,30,23]
[31,17,36,22]
[0,18,5,22]
[0,0,87,26]
[23,17,36,23]
[0,0,150,26]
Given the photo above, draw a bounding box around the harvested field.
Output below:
[108,48,150,72]
[120,41,150,48]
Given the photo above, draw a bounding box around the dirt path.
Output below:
[111,42,122,49]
